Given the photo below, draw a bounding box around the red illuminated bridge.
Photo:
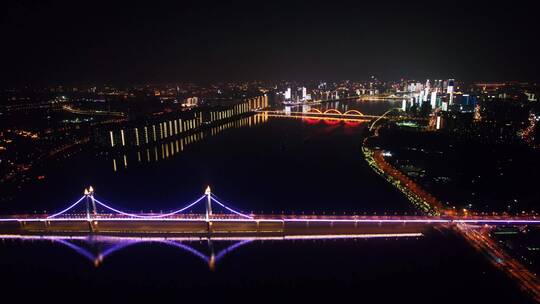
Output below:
[259,108,405,129]
[261,108,375,123]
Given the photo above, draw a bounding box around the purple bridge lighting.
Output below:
[0,186,539,234]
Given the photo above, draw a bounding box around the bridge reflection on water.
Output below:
[0,233,422,269]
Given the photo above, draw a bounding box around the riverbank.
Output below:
[362,138,444,216]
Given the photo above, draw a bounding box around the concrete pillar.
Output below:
[205,186,212,233]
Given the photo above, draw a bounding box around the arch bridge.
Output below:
[260,108,383,123]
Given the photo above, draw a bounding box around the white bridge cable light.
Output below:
[210,194,253,219]
[47,196,87,219]
[92,195,207,218]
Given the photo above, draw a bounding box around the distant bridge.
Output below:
[62,105,126,117]
[258,108,407,124]
[260,108,374,122]
[0,186,539,236]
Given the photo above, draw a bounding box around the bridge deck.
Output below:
[0,214,537,236]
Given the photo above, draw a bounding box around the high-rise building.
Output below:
[430,91,437,109]
[184,97,198,107]
[284,88,292,100]
[447,79,455,94]
[423,87,429,102]
[442,101,448,111]
[447,79,455,105]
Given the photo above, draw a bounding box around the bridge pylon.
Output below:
[84,186,97,220]
[205,186,213,232]
[89,186,97,215]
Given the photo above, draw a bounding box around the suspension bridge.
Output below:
[3,187,538,300]
[1,186,539,236]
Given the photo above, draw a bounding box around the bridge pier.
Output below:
[88,220,99,233]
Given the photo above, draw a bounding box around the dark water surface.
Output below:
[0,231,532,303]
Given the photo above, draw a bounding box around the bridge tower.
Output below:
[205,186,213,232]
[89,186,97,215]
[84,188,91,220]
[84,186,97,220]
[83,186,97,233]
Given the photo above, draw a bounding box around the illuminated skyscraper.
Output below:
[430,91,437,109]
[284,88,291,100]
[447,79,455,105]
[447,79,455,94]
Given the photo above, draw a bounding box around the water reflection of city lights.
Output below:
[111,113,269,171]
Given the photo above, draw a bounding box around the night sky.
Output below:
[2,0,539,85]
